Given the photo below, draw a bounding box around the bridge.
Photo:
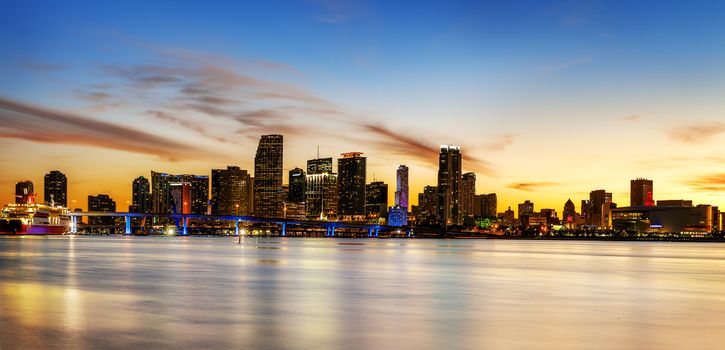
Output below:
[68,212,413,237]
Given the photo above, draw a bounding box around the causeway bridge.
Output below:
[68,212,414,237]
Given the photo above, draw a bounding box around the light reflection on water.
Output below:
[2,236,725,349]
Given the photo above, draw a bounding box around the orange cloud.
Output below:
[0,97,208,161]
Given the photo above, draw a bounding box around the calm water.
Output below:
[2,236,725,349]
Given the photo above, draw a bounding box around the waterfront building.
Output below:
[589,190,613,228]
[305,157,338,219]
[518,200,534,220]
[631,178,654,206]
[563,199,576,225]
[253,134,284,218]
[713,206,721,232]
[612,205,713,235]
[365,181,388,221]
[461,172,476,218]
[388,205,408,227]
[581,199,591,222]
[473,193,497,219]
[169,182,192,214]
[416,185,438,225]
[437,145,462,226]
[211,166,250,215]
[88,194,116,226]
[288,168,306,203]
[15,180,33,204]
[151,172,208,215]
[338,152,366,218]
[44,170,67,206]
[498,207,516,226]
[184,175,209,215]
[130,176,151,213]
[656,199,693,207]
[284,201,306,220]
[395,165,409,211]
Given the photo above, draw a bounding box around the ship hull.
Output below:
[0,221,68,235]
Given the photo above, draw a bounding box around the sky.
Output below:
[1,0,725,213]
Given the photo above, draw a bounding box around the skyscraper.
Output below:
[417,185,438,225]
[590,189,613,227]
[254,134,284,218]
[518,200,534,219]
[437,145,462,226]
[288,167,306,203]
[88,194,116,226]
[518,200,534,227]
[395,165,409,211]
[151,171,179,214]
[183,175,209,215]
[131,176,151,213]
[338,152,366,217]
[473,193,497,219]
[563,199,576,223]
[15,180,33,204]
[631,178,654,206]
[365,181,388,220]
[305,157,337,219]
[307,157,333,174]
[44,170,67,207]
[461,172,476,218]
[151,171,208,215]
[211,166,250,215]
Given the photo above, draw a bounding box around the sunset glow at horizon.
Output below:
[2,1,725,213]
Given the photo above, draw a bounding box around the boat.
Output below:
[0,198,71,235]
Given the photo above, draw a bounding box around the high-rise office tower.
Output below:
[307,157,333,174]
[44,170,67,206]
[254,134,283,218]
[518,200,534,219]
[182,175,209,215]
[151,171,180,214]
[88,194,116,226]
[563,199,576,223]
[630,178,654,207]
[131,176,151,213]
[417,185,438,224]
[589,189,613,227]
[211,166,250,215]
[395,165,409,211]
[305,157,337,219]
[288,167,306,203]
[365,181,388,220]
[15,180,34,204]
[437,145,462,226]
[151,171,208,215]
[461,172,476,217]
[338,152,366,217]
[473,193,497,218]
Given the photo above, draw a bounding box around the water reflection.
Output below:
[2,237,725,349]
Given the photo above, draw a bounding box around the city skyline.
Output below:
[2,1,725,212]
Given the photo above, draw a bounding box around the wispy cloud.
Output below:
[666,122,725,143]
[0,97,208,161]
[687,173,725,192]
[544,57,593,75]
[21,61,69,72]
[483,133,516,151]
[507,182,558,191]
[360,123,495,175]
[620,114,641,121]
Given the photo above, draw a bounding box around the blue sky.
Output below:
[1,0,725,211]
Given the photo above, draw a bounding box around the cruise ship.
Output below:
[0,197,71,235]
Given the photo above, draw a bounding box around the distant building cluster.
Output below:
[8,134,724,235]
